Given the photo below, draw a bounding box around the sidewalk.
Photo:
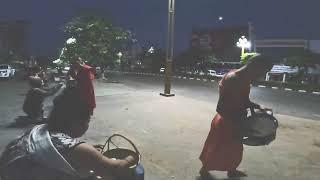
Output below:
[83,83,320,180]
[0,81,319,180]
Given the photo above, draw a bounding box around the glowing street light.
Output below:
[117,52,123,58]
[236,36,251,58]
[148,46,154,54]
[117,52,123,70]
[218,16,223,21]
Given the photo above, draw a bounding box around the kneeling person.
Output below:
[1,86,135,180]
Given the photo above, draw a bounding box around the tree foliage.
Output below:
[59,15,129,67]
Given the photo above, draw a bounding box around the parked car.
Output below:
[207,70,217,76]
[0,64,15,79]
[160,68,165,73]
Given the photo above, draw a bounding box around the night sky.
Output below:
[1,0,319,57]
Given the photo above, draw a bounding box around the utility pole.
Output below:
[248,22,256,52]
[160,0,175,97]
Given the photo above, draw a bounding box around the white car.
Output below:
[207,70,217,76]
[160,68,165,73]
[0,64,15,79]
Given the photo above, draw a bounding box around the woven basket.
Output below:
[101,134,141,169]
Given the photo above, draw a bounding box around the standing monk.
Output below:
[199,55,273,178]
[68,56,96,115]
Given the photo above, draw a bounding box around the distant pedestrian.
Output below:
[199,55,273,178]
[23,76,62,123]
[67,56,96,115]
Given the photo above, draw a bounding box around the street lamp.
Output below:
[148,46,154,54]
[160,0,175,97]
[117,52,123,58]
[117,52,123,70]
[236,36,251,58]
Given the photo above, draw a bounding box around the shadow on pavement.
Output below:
[196,174,242,180]
[6,116,37,128]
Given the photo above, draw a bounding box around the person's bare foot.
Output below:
[227,170,248,178]
[199,167,212,179]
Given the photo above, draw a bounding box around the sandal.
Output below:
[199,167,212,180]
[227,170,248,178]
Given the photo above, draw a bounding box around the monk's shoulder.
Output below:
[224,72,240,86]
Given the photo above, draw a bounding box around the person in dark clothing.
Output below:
[23,76,62,122]
[1,85,135,180]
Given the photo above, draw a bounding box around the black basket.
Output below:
[243,108,278,146]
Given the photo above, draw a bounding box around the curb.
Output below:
[106,71,320,95]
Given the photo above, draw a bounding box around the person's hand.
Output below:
[57,83,64,88]
[259,105,272,111]
[259,106,273,114]
[249,102,261,109]
[93,144,104,152]
[262,107,272,111]
[116,155,135,170]
[124,155,135,167]
[114,155,136,179]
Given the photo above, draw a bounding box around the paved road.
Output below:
[107,72,320,121]
[1,77,320,180]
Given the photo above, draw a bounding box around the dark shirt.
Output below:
[0,127,83,180]
[23,85,62,118]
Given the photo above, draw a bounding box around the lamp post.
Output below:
[117,52,123,70]
[236,36,251,59]
[160,0,175,97]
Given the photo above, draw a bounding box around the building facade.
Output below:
[190,24,320,64]
[191,25,250,61]
[0,20,28,61]
[255,39,320,62]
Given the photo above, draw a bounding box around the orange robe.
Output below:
[76,64,96,115]
[200,71,250,171]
